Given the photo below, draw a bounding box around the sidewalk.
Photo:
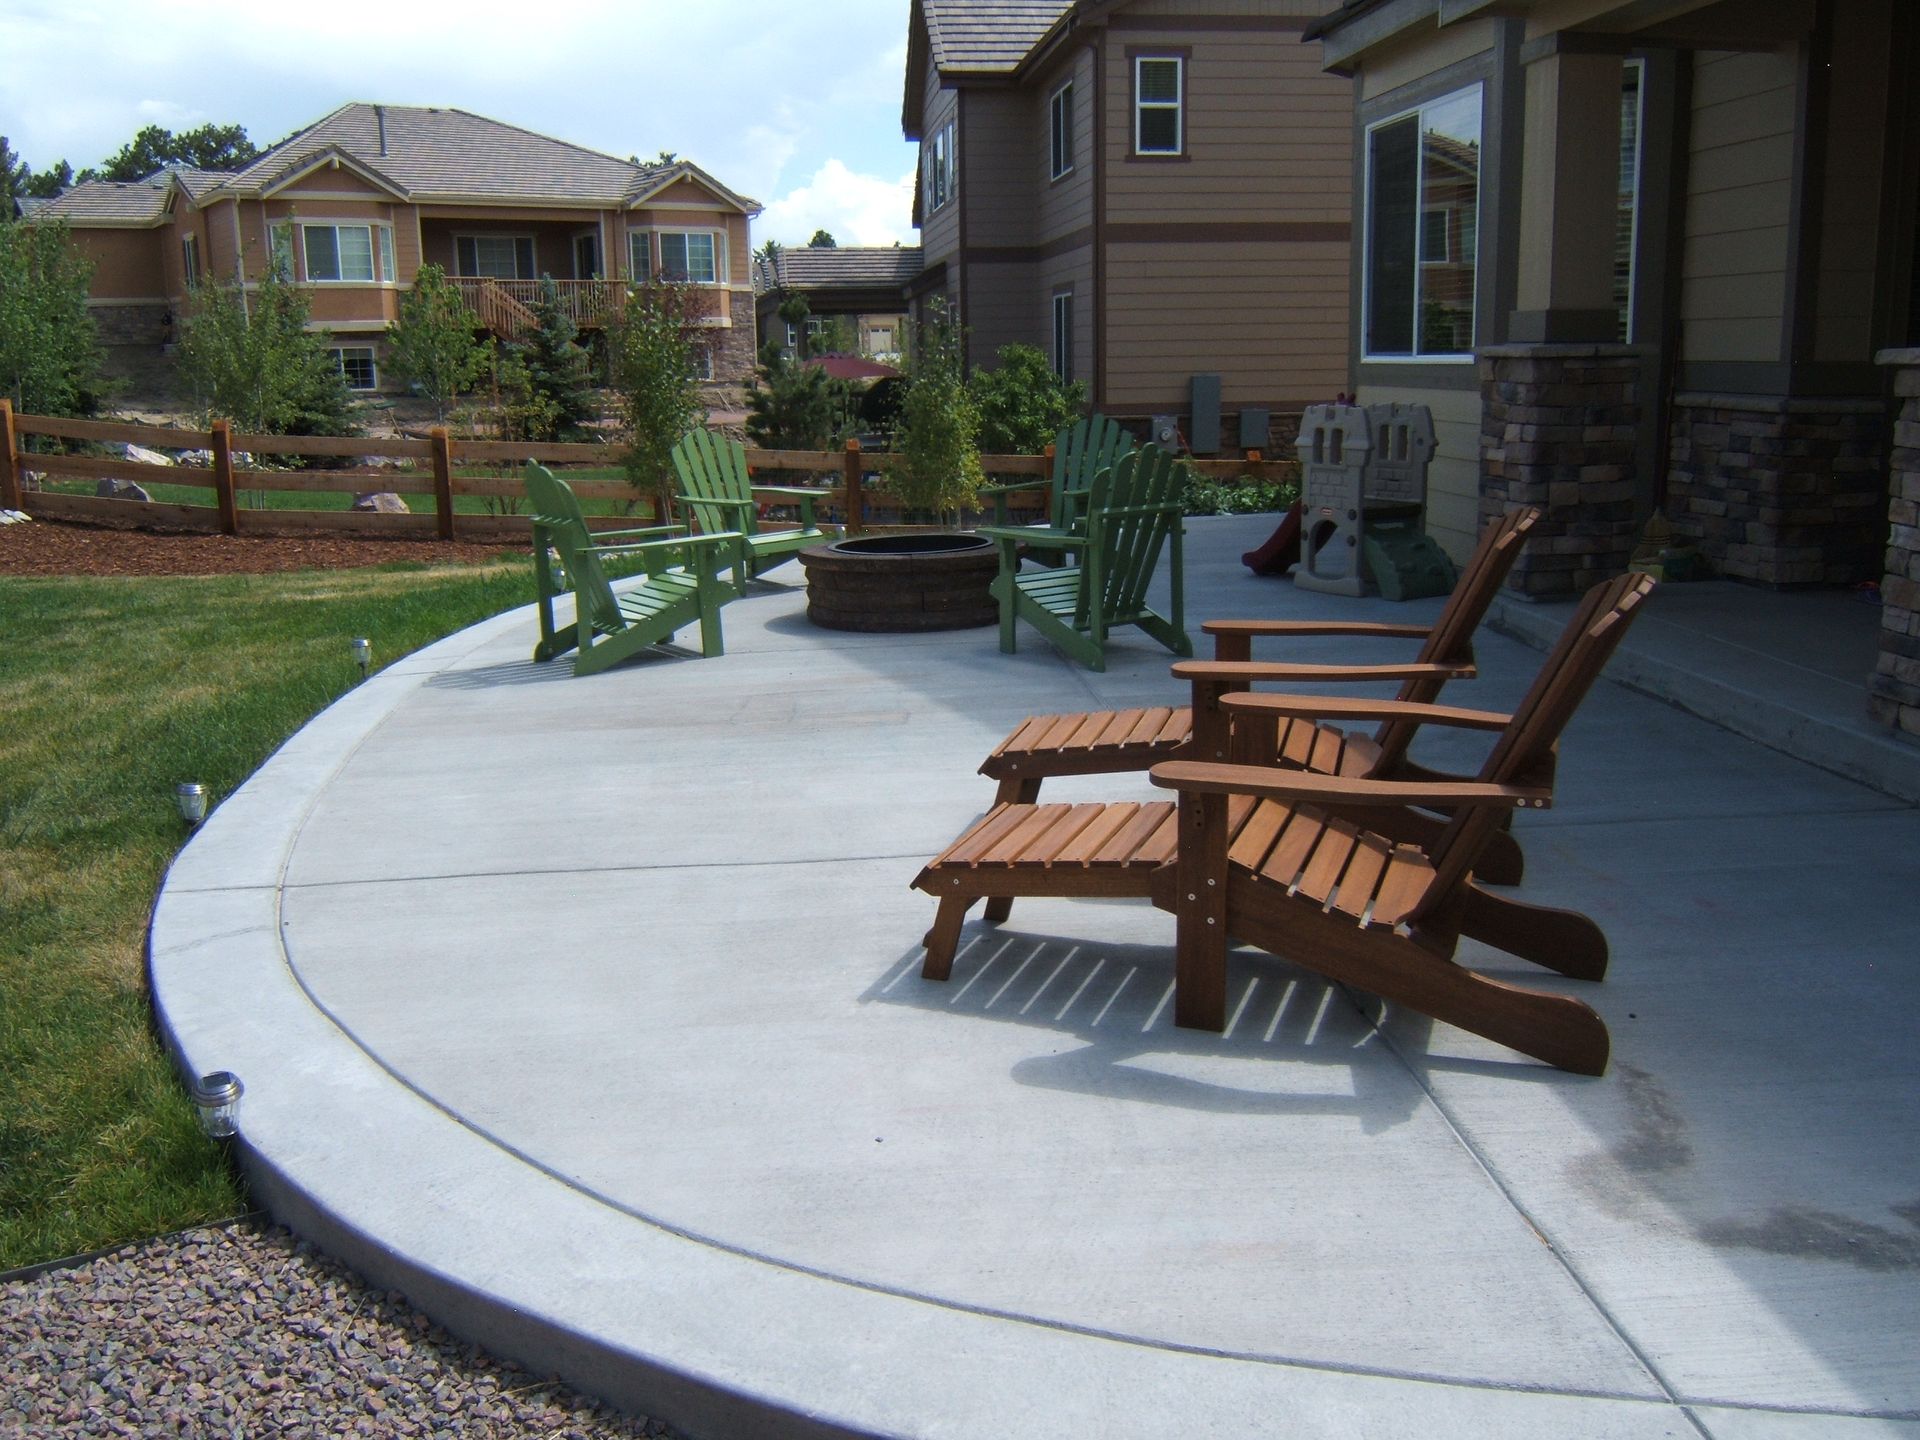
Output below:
[150,516,1920,1439]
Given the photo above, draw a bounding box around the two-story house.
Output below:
[902,0,1354,450]
[32,103,762,400]
[753,245,922,361]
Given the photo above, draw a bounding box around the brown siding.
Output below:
[920,54,961,268]
[1104,239,1349,410]
[274,166,392,199]
[966,89,1034,248]
[76,228,166,300]
[1679,49,1795,363]
[1103,22,1353,225]
[1038,47,1097,243]
[967,260,1040,361]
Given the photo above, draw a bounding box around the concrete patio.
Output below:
[150,514,1920,1439]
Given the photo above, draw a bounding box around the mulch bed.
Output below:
[0,518,521,578]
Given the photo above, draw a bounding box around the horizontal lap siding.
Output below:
[1103,29,1352,225]
[1039,48,1097,242]
[921,56,961,267]
[1104,241,1349,409]
[968,91,1035,248]
[968,260,1040,360]
[1680,49,1795,363]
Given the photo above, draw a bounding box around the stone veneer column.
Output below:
[1666,393,1886,585]
[1478,343,1641,598]
[1870,349,1920,737]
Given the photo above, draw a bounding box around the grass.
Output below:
[41,467,656,518]
[0,556,532,1271]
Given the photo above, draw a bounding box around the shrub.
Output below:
[386,263,490,425]
[889,299,983,523]
[0,219,103,416]
[177,266,355,441]
[608,281,707,495]
[969,342,1086,456]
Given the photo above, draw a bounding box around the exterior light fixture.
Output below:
[351,637,371,680]
[189,1071,244,1138]
[175,782,208,828]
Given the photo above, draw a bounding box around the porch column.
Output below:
[1870,349,1920,738]
[1511,48,1624,344]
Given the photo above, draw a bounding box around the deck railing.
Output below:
[0,401,1299,544]
[444,278,727,339]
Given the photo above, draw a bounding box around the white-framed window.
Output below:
[301,223,395,283]
[1134,57,1183,155]
[690,346,715,381]
[329,346,377,391]
[270,222,294,279]
[1363,85,1481,360]
[1051,290,1074,384]
[181,234,201,288]
[456,234,535,280]
[925,121,956,212]
[657,230,724,284]
[1049,80,1075,179]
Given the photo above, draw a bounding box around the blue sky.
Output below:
[0,0,920,247]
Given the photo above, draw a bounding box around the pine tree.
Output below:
[507,276,595,441]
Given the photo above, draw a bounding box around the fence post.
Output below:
[0,399,19,511]
[211,419,238,536]
[430,427,455,541]
[843,437,864,536]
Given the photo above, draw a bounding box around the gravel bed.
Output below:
[1,1220,694,1438]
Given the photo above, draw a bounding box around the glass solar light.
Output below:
[189,1072,243,1139]
[351,637,372,681]
[175,781,208,828]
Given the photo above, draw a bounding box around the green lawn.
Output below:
[0,556,532,1271]
[40,467,656,518]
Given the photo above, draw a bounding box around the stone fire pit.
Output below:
[797,533,999,632]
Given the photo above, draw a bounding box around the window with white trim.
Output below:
[690,347,714,381]
[329,346,377,391]
[924,121,956,212]
[1050,80,1075,179]
[657,231,724,284]
[181,234,201,288]
[1363,85,1481,359]
[1134,57,1183,155]
[1614,60,1644,342]
[1051,290,1074,384]
[301,223,395,283]
[456,235,535,280]
[270,222,294,279]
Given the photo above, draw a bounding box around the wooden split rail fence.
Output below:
[0,399,1301,545]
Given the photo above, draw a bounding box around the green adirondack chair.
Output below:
[523,463,738,675]
[981,413,1136,548]
[979,444,1193,672]
[669,427,831,587]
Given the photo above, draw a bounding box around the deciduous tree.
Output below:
[0,219,102,414]
[177,267,354,437]
[385,262,491,425]
[608,281,707,496]
[970,343,1087,455]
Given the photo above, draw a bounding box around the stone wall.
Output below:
[696,290,758,414]
[91,301,174,348]
[1478,343,1641,599]
[1871,352,1920,737]
[1666,393,1887,585]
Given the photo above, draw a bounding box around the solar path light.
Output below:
[175,782,208,828]
[189,1072,244,1139]
[351,637,371,681]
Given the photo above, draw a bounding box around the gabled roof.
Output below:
[756,246,925,296]
[35,104,759,219]
[924,0,1071,72]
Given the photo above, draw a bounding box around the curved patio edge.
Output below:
[148,596,1699,1440]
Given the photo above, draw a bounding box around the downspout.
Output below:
[230,200,248,319]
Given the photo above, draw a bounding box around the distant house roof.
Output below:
[36,103,760,225]
[756,246,925,295]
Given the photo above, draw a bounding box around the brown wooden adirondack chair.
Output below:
[912,573,1657,1072]
[979,506,1541,890]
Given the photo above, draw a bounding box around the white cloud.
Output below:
[758,160,917,248]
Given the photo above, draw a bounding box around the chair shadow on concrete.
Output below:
[423,646,707,690]
[863,927,1439,1134]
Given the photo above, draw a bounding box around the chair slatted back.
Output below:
[1083,444,1185,628]
[671,428,760,540]
[524,464,625,635]
[1053,414,1136,533]
[1370,505,1542,769]
[1415,572,1657,912]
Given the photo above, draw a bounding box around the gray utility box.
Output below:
[1294,401,1448,599]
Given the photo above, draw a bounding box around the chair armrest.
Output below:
[1219,692,1512,730]
[749,485,827,501]
[582,523,686,545]
[1202,619,1432,641]
[676,493,754,516]
[976,523,1074,544]
[978,478,1051,497]
[1172,659,1476,685]
[1149,761,1551,810]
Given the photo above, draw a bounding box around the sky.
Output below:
[0,0,921,248]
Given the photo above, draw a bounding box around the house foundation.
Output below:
[1666,393,1887,586]
[1478,343,1641,599]
[1871,350,1920,737]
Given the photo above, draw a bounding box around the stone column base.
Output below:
[1871,351,1920,737]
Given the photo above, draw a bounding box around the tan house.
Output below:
[1303,0,1920,736]
[753,246,921,361]
[902,0,1355,450]
[33,103,762,398]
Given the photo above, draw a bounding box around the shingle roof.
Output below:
[922,0,1072,73]
[32,178,177,225]
[760,246,925,294]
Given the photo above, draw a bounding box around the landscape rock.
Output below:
[95,478,152,502]
[352,492,410,514]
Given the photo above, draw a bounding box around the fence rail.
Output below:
[0,401,1300,546]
